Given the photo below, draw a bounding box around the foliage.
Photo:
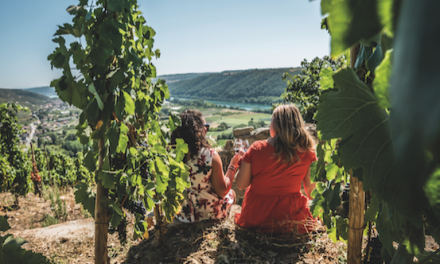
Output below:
[310,0,440,263]
[280,56,346,123]
[0,103,32,198]
[248,120,266,129]
[0,215,51,264]
[210,122,229,132]
[216,132,234,140]
[48,0,189,244]
[32,147,92,187]
[168,68,299,104]
[48,187,68,222]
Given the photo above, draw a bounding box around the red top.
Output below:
[235,140,317,234]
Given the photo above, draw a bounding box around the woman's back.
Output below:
[245,140,316,195]
[176,148,235,223]
[235,140,317,234]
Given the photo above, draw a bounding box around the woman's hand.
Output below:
[303,167,315,200]
[230,149,245,168]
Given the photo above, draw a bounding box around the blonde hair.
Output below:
[271,104,315,164]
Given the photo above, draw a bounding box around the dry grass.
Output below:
[1,190,350,264]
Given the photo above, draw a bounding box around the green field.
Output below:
[206,112,271,137]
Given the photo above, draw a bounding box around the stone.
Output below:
[233,127,253,137]
[223,140,234,151]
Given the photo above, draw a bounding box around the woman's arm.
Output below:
[211,152,240,198]
[303,167,316,199]
[235,160,252,190]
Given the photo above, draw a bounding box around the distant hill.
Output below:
[157,72,215,84]
[25,86,57,98]
[167,68,301,104]
[0,88,51,110]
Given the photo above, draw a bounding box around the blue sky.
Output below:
[0,0,329,88]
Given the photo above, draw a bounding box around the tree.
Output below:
[280,56,346,123]
[65,133,77,141]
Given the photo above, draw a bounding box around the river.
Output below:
[169,97,272,111]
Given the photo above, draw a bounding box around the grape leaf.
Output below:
[88,83,104,110]
[117,123,129,154]
[315,68,423,225]
[323,0,384,56]
[74,183,96,218]
[319,67,335,91]
[0,216,10,232]
[335,216,348,241]
[373,49,392,109]
[390,0,440,219]
[1,241,51,264]
[155,156,170,194]
[98,171,117,189]
[364,195,380,223]
[123,91,135,115]
[174,138,188,163]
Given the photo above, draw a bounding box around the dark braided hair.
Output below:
[171,109,211,161]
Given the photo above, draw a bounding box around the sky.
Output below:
[0,0,329,89]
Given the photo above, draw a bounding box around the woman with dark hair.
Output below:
[172,109,242,223]
[234,104,317,234]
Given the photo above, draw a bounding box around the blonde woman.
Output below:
[234,104,317,234]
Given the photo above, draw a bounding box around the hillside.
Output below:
[0,88,51,110]
[25,86,56,97]
[167,68,301,104]
[157,72,215,83]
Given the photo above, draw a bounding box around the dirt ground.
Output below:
[0,190,438,264]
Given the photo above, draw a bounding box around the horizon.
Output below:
[3,66,303,89]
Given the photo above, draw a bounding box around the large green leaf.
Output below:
[390,0,440,213]
[123,91,135,115]
[315,68,423,225]
[0,216,10,232]
[374,49,392,109]
[1,244,51,264]
[74,183,96,217]
[323,0,384,56]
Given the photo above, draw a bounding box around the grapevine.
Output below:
[0,103,32,203]
[308,0,440,263]
[48,0,190,261]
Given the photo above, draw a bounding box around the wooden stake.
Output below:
[347,172,365,264]
[346,45,365,264]
[95,139,109,264]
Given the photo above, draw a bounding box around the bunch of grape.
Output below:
[140,162,150,179]
[111,156,125,170]
[126,200,147,216]
[117,218,128,244]
[341,182,350,218]
[366,237,383,264]
[342,182,350,201]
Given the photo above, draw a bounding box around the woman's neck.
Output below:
[267,137,276,146]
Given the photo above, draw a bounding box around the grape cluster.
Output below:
[366,237,383,264]
[340,182,350,218]
[108,217,128,244]
[117,218,128,244]
[111,156,125,170]
[342,182,350,201]
[140,162,150,179]
[126,200,147,216]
